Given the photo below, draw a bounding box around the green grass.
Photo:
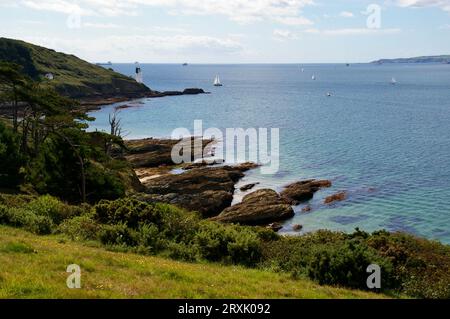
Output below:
[0,226,386,299]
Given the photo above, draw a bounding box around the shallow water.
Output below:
[88,63,450,243]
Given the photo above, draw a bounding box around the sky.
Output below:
[0,0,449,63]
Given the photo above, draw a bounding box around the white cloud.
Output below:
[273,16,313,26]
[394,0,450,12]
[9,0,315,25]
[83,22,121,29]
[297,28,401,36]
[321,28,401,36]
[339,11,354,18]
[273,29,298,40]
[16,34,244,62]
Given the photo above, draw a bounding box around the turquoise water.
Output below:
[88,63,450,243]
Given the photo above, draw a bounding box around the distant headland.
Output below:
[371,55,450,64]
[0,37,207,109]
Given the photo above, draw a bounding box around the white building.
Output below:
[135,63,143,84]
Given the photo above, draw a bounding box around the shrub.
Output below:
[0,194,35,208]
[164,242,199,262]
[366,231,450,299]
[194,222,262,266]
[25,195,82,224]
[98,222,139,247]
[58,214,100,241]
[93,198,164,228]
[137,223,161,251]
[5,207,53,235]
[306,241,394,289]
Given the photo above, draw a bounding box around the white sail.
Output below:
[214,75,222,86]
[391,77,397,84]
[312,75,316,80]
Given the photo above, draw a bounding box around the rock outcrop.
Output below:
[281,179,332,205]
[140,163,258,217]
[211,189,294,225]
[240,183,259,192]
[124,138,210,168]
[324,191,348,204]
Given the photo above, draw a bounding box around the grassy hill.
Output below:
[0,226,383,299]
[0,38,152,100]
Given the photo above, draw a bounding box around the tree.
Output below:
[0,121,24,188]
[0,62,29,132]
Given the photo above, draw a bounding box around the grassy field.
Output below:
[0,226,385,299]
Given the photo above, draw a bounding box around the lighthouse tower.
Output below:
[135,62,143,84]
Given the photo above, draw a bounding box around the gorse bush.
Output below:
[93,198,166,228]
[306,241,394,289]
[0,206,53,235]
[194,222,262,266]
[26,195,81,224]
[0,195,85,234]
[88,198,264,265]
[57,214,100,241]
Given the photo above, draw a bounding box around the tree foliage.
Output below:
[0,62,129,203]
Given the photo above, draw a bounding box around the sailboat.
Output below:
[391,77,397,85]
[312,75,316,81]
[214,75,223,87]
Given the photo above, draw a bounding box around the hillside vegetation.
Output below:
[0,194,449,298]
[0,38,151,99]
[0,225,382,299]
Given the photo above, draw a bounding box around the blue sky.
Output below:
[0,0,449,63]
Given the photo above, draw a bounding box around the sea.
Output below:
[88,63,450,244]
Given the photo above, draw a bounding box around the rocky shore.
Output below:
[80,88,208,111]
[123,138,336,231]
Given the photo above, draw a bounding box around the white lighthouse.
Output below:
[135,62,143,84]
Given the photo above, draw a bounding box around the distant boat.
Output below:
[214,75,223,87]
[182,63,188,66]
[327,92,332,97]
[391,77,397,85]
[346,63,350,67]
[96,61,112,66]
[301,68,305,72]
[312,75,316,80]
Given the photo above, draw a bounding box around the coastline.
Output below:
[79,88,208,111]
[122,137,333,231]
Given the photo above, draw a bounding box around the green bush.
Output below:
[137,223,161,251]
[58,214,100,241]
[0,194,35,208]
[163,242,199,262]
[0,195,84,234]
[93,198,164,228]
[194,222,262,266]
[98,222,139,247]
[306,241,394,289]
[26,195,82,224]
[4,207,53,235]
[366,231,450,299]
